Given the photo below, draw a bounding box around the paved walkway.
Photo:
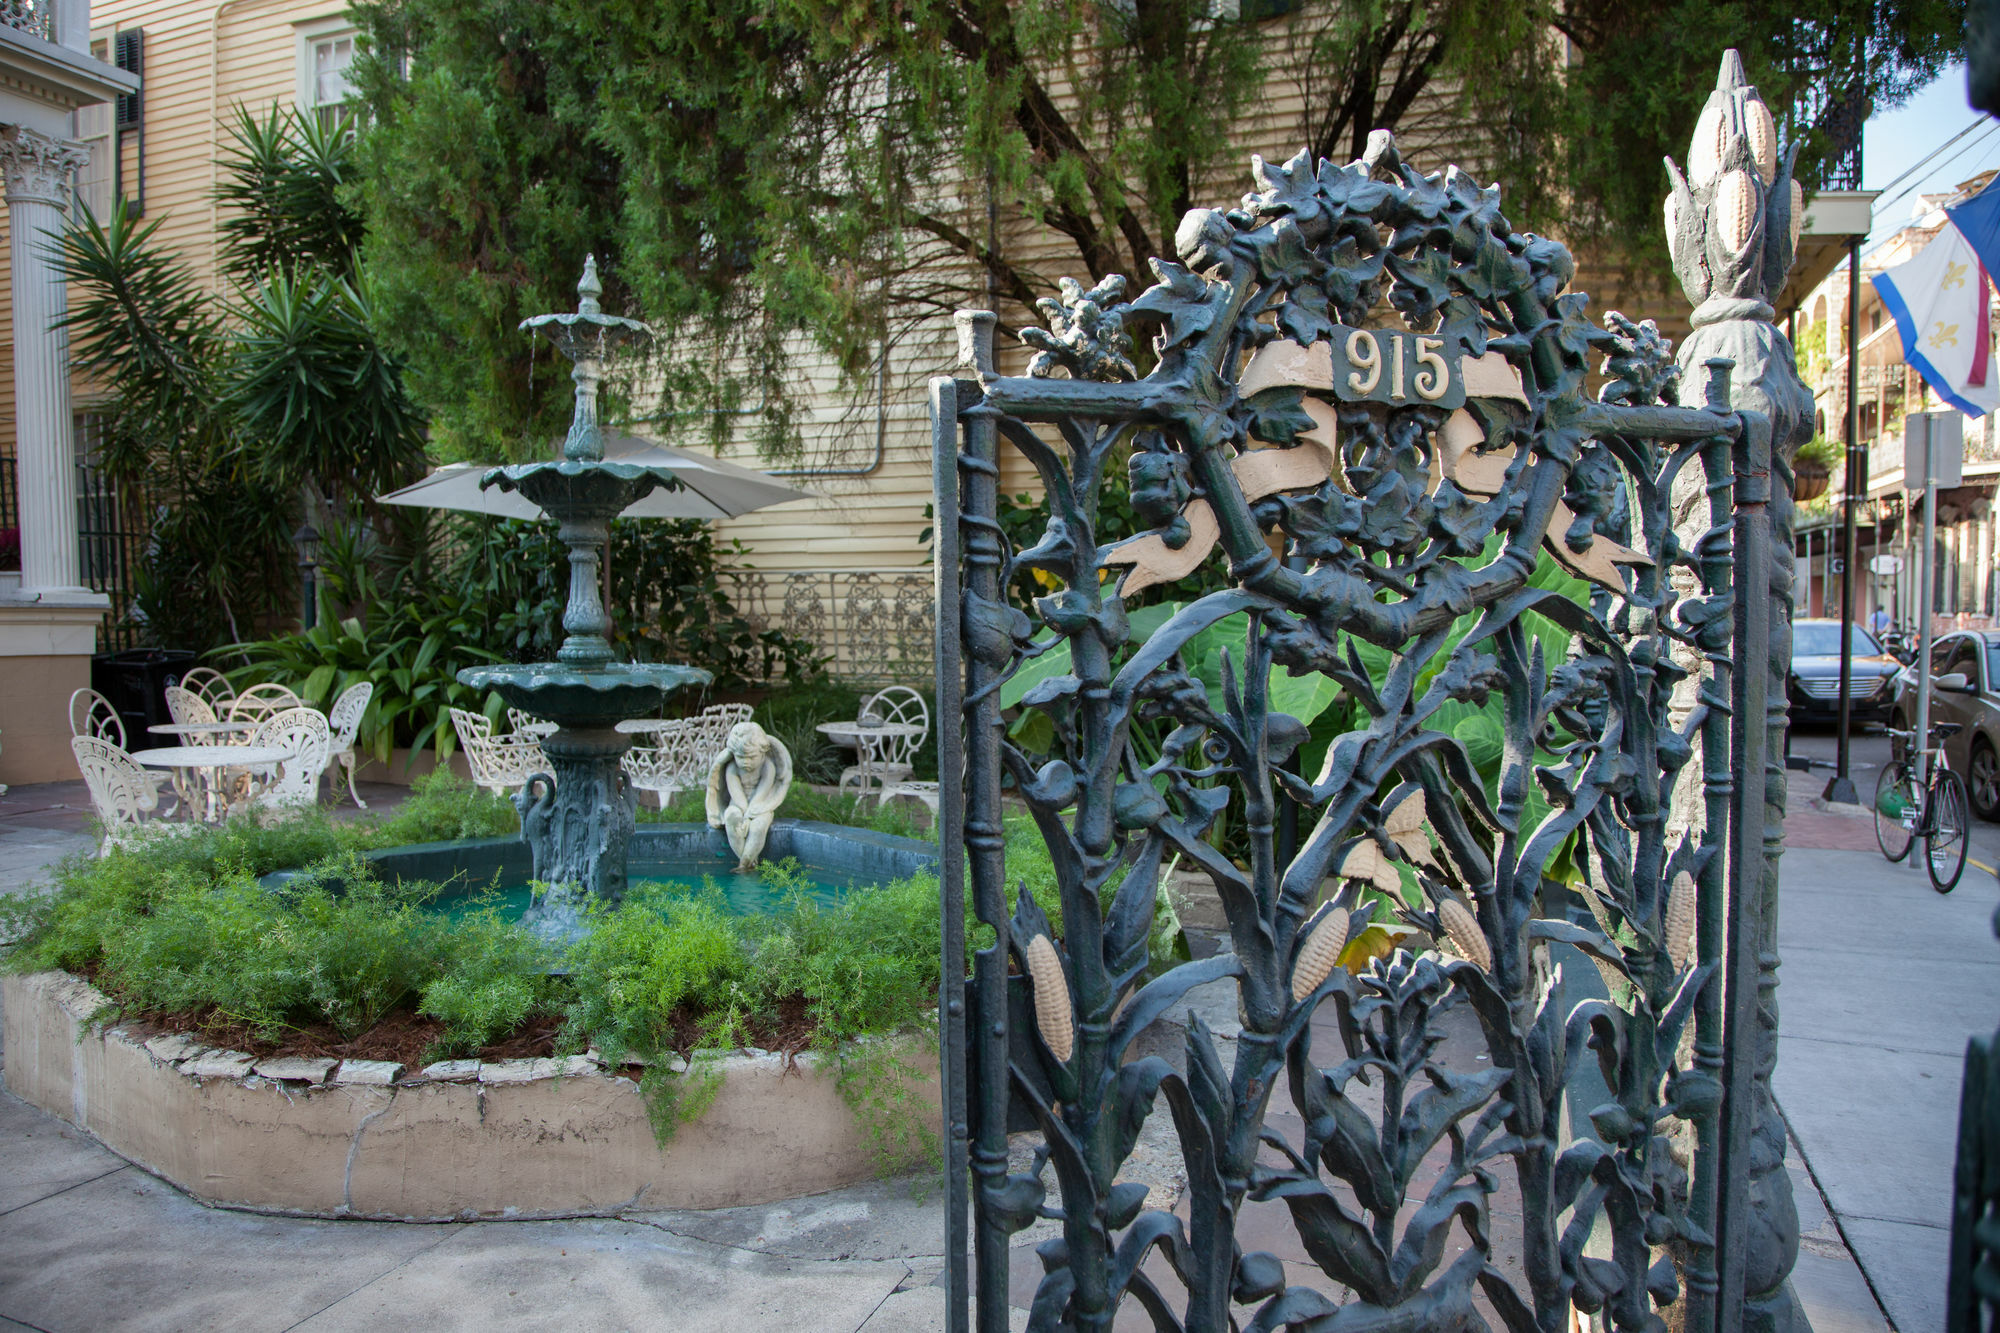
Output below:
[0,1079,985,1332]
[1777,771,2000,1333]
[0,773,1972,1330]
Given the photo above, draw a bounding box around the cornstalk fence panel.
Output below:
[933,53,1810,1333]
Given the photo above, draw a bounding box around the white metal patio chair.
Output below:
[71,734,178,853]
[228,682,304,725]
[507,706,559,738]
[702,703,755,730]
[878,779,940,814]
[324,682,374,808]
[690,703,753,765]
[69,687,126,747]
[247,707,333,812]
[838,686,929,799]
[449,707,549,798]
[164,684,223,743]
[178,667,234,710]
[622,720,706,810]
[73,687,175,801]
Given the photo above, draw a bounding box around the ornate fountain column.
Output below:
[1665,50,1809,1330]
[1,126,90,598]
[458,259,710,939]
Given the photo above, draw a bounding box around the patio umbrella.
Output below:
[376,431,817,521]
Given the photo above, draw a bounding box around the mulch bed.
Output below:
[84,972,824,1071]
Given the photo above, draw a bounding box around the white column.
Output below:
[0,126,90,599]
[1978,506,1993,617]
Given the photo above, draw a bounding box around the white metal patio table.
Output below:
[814,720,925,746]
[816,719,924,799]
[133,744,290,823]
[148,720,256,740]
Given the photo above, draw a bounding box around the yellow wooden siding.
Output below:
[0,0,343,478]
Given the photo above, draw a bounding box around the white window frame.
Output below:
[68,26,116,217]
[294,16,359,127]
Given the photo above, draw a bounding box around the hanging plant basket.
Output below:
[1794,460,1831,503]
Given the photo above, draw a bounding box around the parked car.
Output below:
[1787,619,1902,726]
[1889,629,2000,821]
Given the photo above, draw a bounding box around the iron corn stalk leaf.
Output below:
[1394,1065,1513,1185]
[1386,1178,1490,1299]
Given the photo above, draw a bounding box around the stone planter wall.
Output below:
[1,970,941,1220]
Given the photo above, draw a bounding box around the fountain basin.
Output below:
[260,820,940,919]
[0,824,946,1219]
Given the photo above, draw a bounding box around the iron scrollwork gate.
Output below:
[934,54,1803,1333]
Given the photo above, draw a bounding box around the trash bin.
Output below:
[90,649,198,743]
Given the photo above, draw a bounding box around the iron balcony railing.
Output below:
[0,0,52,41]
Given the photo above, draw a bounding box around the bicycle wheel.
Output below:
[1875,762,1917,863]
[1928,768,1970,894]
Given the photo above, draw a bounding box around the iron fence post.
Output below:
[950,311,1013,1333]
[932,375,971,1333]
[1682,413,1739,1333]
[1667,56,1810,1324]
[1716,359,1771,1318]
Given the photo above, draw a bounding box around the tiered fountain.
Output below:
[457,259,710,939]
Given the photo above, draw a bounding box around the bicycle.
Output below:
[1875,721,1971,893]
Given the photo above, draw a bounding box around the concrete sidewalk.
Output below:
[0,1076,982,1332]
[1777,778,2000,1333]
[0,774,1951,1331]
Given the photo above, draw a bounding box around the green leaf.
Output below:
[302,664,337,703]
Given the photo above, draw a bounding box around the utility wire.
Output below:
[1871,114,1990,200]
[1871,119,2000,221]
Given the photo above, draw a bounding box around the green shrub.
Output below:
[91,855,447,1039]
[747,862,941,1045]
[418,896,564,1056]
[369,769,520,844]
[560,885,750,1065]
[3,813,348,971]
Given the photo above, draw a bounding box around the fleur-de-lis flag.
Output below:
[1876,178,2000,417]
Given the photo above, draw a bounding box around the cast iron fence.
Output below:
[0,425,145,651]
[934,54,1807,1333]
[0,449,16,572]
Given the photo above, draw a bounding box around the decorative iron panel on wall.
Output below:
[934,53,1807,1333]
[720,567,933,684]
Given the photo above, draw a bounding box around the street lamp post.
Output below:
[1825,237,1864,804]
[292,522,321,631]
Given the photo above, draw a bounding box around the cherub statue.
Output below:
[705,721,793,871]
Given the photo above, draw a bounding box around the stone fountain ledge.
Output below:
[0,970,941,1221]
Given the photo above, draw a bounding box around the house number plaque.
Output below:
[1327,326,1467,409]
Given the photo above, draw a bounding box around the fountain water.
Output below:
[457,259,711,938]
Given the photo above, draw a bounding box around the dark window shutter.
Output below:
[114,29,141,127]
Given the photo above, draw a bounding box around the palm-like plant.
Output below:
[55,200,295,646]
[55,107,428,650]
[213,106,365,281]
